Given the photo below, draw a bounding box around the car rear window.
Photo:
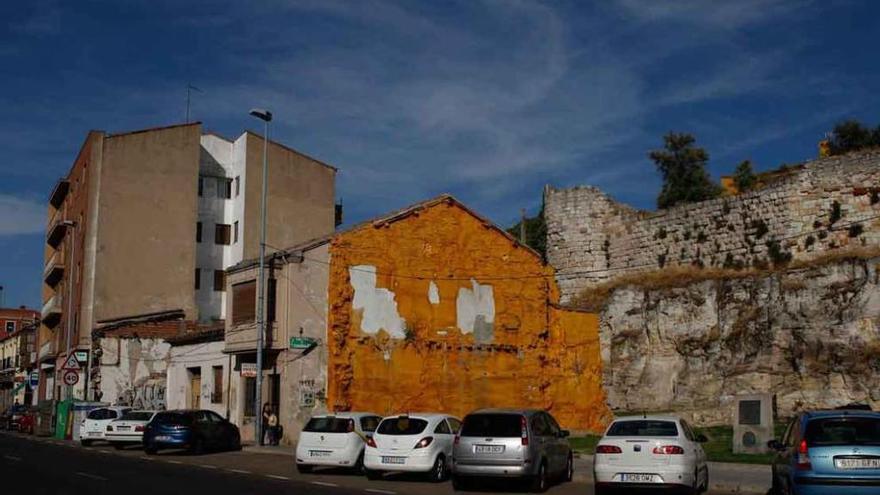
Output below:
[607,420,679,437]
[806,417,880,446]
[304,417,354,433]
[153,413,193,426]
[86,409,108,420]
[121,411,154,421]
[460,414,522,437]
[376,417,428,436]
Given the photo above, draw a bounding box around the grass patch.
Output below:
[569,434,601,455]
[693,424,789,465]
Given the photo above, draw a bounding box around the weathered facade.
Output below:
[0,308,39,408]
[166,329,230,417]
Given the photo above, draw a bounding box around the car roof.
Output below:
[312,412,380,419]
[611,415,683,422]
[804,410,880,420]
[380,412,455,421]
[467,408,544,416]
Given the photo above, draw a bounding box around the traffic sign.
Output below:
[62,353,81,370]
[290,337,317,349]
[62,370,79,386]
[75,351,88,362]
[241,363,258,378]
[29,371,39,388]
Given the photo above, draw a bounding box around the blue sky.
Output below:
[2,0,879,308]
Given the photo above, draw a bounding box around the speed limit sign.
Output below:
[62,369,79,386]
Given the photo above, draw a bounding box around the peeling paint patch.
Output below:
[428,281,440,305]
[350,265,406,338]
[456,279,495,343]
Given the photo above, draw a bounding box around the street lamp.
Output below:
[249,108,271,445]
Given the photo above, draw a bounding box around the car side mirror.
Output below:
[696,434,708,443]
[767,440,783,450]
[559,430,570,438]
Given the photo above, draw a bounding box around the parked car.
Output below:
[295,412,382,473]
[1,404,27,431]
[769,409,880,495]
[592,415,709,495]
[452,408,572,493]
[80,406,132,446]
[142,409,241,455]
[105,410,158,449]
[364,412,461,482]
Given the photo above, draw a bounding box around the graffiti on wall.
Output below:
[117,379,166,410]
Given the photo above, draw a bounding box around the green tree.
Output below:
[733,160,757,192]
[828,119,878,155]
[650,132,720,209]
[507,205,547,260]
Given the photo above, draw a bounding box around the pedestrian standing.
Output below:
[268,408,279,446]
[261,402,271,445]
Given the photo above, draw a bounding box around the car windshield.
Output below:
[460,414,522,437]
[120,411,154,421]
[806,417,880,446]
[607,420,679,437]
[376,417,428,435]
[303,417,353,433]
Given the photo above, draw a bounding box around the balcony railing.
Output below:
[41,294,63,328]
[43,249,65,287]
[46,218,70,249]
[49,179,70,209]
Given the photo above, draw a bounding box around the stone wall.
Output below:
[546,150,880,303]
[599,256,880,425]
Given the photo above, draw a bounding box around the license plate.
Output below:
[154,435,172,442]
[475,445,504,454]
[621,473,655,483]
[117,426,130,431]
[87,431,102,437]
[382,456,405,465]
[310,451,331,457]
[835,458,880,470]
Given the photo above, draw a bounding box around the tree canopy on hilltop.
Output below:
[650,132,720,209]
[828,119,880,156]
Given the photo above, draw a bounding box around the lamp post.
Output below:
[61,220,77,400]
[249,108,272,445]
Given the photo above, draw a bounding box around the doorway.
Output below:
[188,367,201,409]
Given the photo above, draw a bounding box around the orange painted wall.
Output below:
[326,199,610,432]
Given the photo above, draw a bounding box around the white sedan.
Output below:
[593,415,709,495]
[80,406,132,446]
[105,410,158,449]
[295,412,382,473]
[364,413,461,482]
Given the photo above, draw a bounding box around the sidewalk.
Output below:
[243,444,295,456]
[574,455,770,494]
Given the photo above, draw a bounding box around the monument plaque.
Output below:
[733,394,774,454]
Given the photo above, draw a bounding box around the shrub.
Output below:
[805,235,816,248]
[767,240,793,266]
[752,219,769,239]
[696,231,709,244]
[848,223,864,238]
[830,201,842,224]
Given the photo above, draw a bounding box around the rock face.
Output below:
[600,257,880,424]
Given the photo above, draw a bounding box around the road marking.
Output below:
[199,464,218,469]
[165,460,184,464]
[227,469,252,474]
[75,472,108,481]
[310,481,339,487]
[3,455,21,462]
[140,456,154,461]
[265,474,290,481]
[365,489,396,494]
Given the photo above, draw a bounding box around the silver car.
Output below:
[452,408,573,492]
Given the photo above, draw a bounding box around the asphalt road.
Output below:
[0,432,752,495]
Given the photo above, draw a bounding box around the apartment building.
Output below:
[0,307,38,409]
[39,122,337,403]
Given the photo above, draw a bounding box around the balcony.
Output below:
[43,250,65,287]
[46,218,70,249]
[49,179,70,209]
[41,294,63,328]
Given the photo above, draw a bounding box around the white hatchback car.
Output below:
[295,412,382,473]
[80,406,132,446]
[364,413,461,482]
[105,410,158,449]
[593,415,709,495]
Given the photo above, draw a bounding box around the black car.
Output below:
[143,410,241,455]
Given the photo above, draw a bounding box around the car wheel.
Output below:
[230,433,242,451]
[145,444,158,455]
[563,453,573,482]
[530,461,548,493]
[452,475,470,491]
[80,440,92,447]
[365,468,383,481]
[429,455,446,483]
[296,463,313,474]
[701,466,709,493]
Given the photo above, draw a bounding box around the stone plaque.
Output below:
[739,400,762,425]
[732,394,774,454]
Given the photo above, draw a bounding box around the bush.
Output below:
[829,201,843,225]
[767,240,793,266]
[848,223,864,238]
[752,219,769,239]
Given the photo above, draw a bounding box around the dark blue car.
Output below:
[769,409,880,495]
[143,410,241,455]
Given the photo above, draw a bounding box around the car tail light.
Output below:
[796,439,812,471]
[347,419,355,433]
[414,437,433,449]
[521,415,529,446]
[595,445,623,454]
[135,425,144,432]
[652,445,685,455]
[366,436,377,449]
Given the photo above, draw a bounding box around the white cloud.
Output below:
[0,195,45,236]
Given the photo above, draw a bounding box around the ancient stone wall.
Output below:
[546,150,880,303]
[599,256,880,424]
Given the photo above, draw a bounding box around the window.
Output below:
[194,268,201,290]
[196,222,202,243]
[233,221,239,243]
[232,280,257,325]
[213,270,226,292]
[212,366,223,403]
[305,417,354,433]
[198,176,204,197]
[543,413,561,435]
[244,377,256,417]
[267,278,277,322]
[607,420,679,437]
[4,321,14,334]
[215,224,231,245]
[377,417,429,435]
[461,414,521,437]
[361,416,381,433]
[530,414,551,436]
[447,418,461,433]
[87,408,109,420]
[234,176,240,197]
[434,420,451,434]
[217,178,232,199]
[806,417,880,446]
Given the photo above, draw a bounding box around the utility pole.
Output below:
[249,108,272,445]
[520,208,527,244]
[186,84,203,123]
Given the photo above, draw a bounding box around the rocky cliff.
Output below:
[599,254,880,424]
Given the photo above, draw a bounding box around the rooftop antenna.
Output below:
[185,84,203,123]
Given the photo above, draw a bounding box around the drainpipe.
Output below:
[61,220,77,401]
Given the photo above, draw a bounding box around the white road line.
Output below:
[165,460,184,464]
[365,489,396,495]
[198,464,218,469]
[310,481,339,487]
[3,455,21,462]
[265,474,290,480]
[227,469,252,474]
[140,456,154,461]
[75,472,108,481]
